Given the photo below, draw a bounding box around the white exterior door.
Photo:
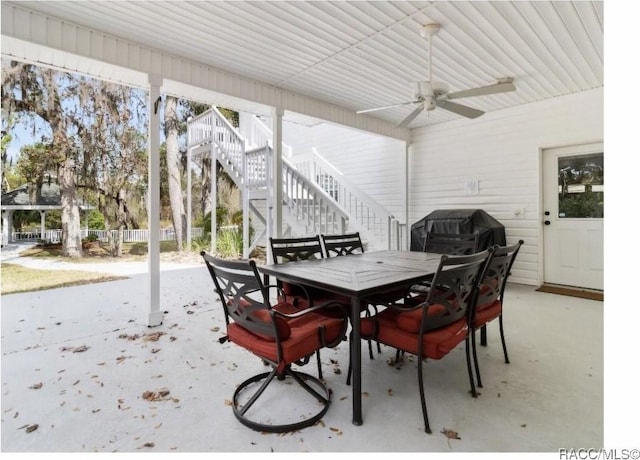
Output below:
[542,143,604,290]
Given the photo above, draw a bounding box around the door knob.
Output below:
[544,211,550,216]
[544,220,551,225]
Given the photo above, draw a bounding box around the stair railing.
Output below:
[188,107,246,181]
[280,154,348,236]
[240,113,293,158]
[292,149,403,249]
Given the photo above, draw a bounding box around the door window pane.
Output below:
[558,153,603,218]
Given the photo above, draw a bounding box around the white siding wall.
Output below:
[282,122,406,224]
[409,87,603,286]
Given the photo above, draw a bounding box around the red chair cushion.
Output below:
[361,308,467,360]
[395,304,447,333]
[473,300,502,327]
[250,305,292,341]
[227,312,345,365]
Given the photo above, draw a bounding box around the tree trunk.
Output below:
[114,188,126,257]
[59,158,82,257]
[200,155,212,218]
[164,96,186,250]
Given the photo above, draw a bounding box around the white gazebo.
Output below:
[1,182,93,245]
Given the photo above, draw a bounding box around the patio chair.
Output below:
[410,231,481,297]
[269,235,351,375]
[353,249,493,433]
[470,240,524,388]
[321,232,385,359]
[268,235,335,306]
[201,252,348,433]
[320,232,365,257]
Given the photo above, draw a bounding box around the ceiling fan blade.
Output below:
[446,79,516,100]
[397,103,425,128]
[436,100,485,119]
[357,101,418,114]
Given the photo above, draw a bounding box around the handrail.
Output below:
[291,148,402,249]
[280,151,349,236]
[244,146,269,189]
[240,113,293,158]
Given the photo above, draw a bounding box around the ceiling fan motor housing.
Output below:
[424,95,437,110]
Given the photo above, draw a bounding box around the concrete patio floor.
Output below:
[1,255,606,454]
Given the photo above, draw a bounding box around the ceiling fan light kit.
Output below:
[357,23,517,127]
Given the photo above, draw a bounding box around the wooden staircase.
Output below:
[188,108,407,256]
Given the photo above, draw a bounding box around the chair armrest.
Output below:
[378,301,424,313]
[263,284,286,299]
[272,301,347,319]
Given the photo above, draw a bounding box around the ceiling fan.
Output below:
[356,23,516,127]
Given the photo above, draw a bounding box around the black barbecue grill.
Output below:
[410,209,506,252]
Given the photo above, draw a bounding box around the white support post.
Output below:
[40,211,46,241]
[210,142,217,253]
[147,75,163,327]
[403,141,411,250]
[2,211,10,245]
[186,146,192,249]
[242,139,249,258]
[265,147,274,264]
[271,107,283,239]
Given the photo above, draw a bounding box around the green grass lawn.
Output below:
[1,263,127,295]
[19,240,182,261]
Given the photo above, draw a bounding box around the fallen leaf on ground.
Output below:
[60,345,89,353]
[29,383,43,390]
[118,333,140,341]
[441,428,461,440]
[142,388,171,402]
[143,332,166,342]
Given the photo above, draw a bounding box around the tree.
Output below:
[2,61,148,257]
[74,78,147,256]
[163,95,187,250]
[2,61,83,257]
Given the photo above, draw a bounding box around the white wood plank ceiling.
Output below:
[2,1,603,129]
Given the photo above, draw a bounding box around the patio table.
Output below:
[258,249,442,426]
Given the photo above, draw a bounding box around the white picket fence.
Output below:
[11,227,204,244]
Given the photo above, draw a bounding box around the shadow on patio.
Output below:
[1,265,603,453]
